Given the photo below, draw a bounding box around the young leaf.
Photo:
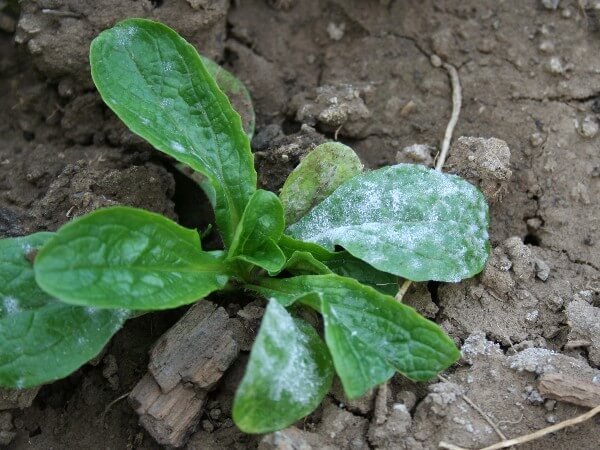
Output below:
[325,253,399,296]
[278,235,399,294]
[287,164,490,282]
[228,190,286,273]
[35,207,229,310]
[278,234,337,260]
[233,300,333,433]
[280,251,332,276]
[90,19,256,247]
[280,142,363,224]
[0,233,127,388]
[256,274,460,398]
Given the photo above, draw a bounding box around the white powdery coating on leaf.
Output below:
[2,296,20,315]
[114,24,137,47]
[253,301,319,405]
[160,98,174,109]
[170,140,186,153]
[287,164,489,280]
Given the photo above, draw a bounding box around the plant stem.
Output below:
[395,280,412,302]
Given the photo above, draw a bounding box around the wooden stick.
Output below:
[438,375,507,442]
[435,61,462,172]
[439,404,600,450]
[395,280,412,302]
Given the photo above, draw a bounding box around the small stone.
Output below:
[529,132,545,147]
[400,100,416,116]
[546,414,558,424]
[477,37,496,53]
[578,115,599,138]
[396,144,433,166]
[202,419,214,432]
[534,259,551,281]
[545,57,569,74]
[544,399,557,411]
[541,0,560,10]
[561,7,572,18]
[209,408,221,420]
[526,387,544,405]
[545,294,564,312]
[527,217,543,231]
[326,22,345,41]
[538,40,555,53]
[525,310,539,323]
[430,54,442,68]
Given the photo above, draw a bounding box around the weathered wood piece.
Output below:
[148,301,239,392]
[129,373,207,447]
[538,373,600,408]
[130,301,243,447]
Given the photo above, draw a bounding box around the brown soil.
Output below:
[1,0,599,449]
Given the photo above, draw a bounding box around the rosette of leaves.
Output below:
[0,19,490,433]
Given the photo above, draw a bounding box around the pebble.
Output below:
[545,294,564,312]
[544,399,557,411]
[546,57,567,74]
[529,132,545,147]
[326,22,345,41]
[430,54,442,68]
[202,419,214,432]
[541,0,560,10]
[538,40,555,53]
[534,259,551,281]
[396,143,433,166]
[526,217,543,231]
[578,115,599,138]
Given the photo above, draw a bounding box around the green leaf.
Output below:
[280,251,332,276]
[35,206,229,310]
[90,19,256,247]
[278,235,398,294]
[325,253,399,296]
[287,164,490,282]
[228,190,286,273]
[278,234,336,260]
[233,300,333,433]
[0,233,127,388]
[200,56,255,139]
[280,142,363,224]
[256,274,460,398]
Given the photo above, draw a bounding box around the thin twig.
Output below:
[395,280,412,302]
[435,61,462,172]
[41,8,82,18]
[439,404,600,450]
[438,375,507,442]
[100,391,131,426]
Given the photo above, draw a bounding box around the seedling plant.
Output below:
[0,19,490,433]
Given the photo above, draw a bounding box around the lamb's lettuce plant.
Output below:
[0,19,490,433]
